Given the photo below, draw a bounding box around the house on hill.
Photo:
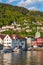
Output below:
[35,31,41,38]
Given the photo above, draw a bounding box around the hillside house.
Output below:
[37,21,42,25]
[26,29,32,32]
[35,31,41,38]
[40,26,43,30]
[2,25,14,30]
[32,21,37,24]
[25,26,29,29]
[16,27,21,31]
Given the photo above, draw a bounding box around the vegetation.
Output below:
[0,3,43,37]
[0,3,43,26]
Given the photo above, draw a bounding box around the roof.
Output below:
[9,34,16,39]
[0,34,16,40]
[0,34,5,39]
[16,34,26,40]
[36,37,43,39]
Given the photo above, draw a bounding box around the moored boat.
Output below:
[13,47,20,53]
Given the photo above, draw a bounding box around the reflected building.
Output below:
[3,53,12,65]
[11,52,26,65]
[0,53,3,65]
[0,51,43,65]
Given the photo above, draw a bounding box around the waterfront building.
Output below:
[15,35,26,50]
[31,38,37,48]
[3,35,12,48]
[26,37,32,48]
[0,34,5,44]
[0,34,26,50]
[36,37,43,47]
[26,37,37,48]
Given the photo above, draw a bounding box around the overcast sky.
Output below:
[0,0,43,12]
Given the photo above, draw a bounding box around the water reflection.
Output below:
[0,51,43,65]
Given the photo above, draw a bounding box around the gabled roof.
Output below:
[9,34,16,39]
[0,34,15,40]
[16,34,26,40]
[36,37,43,39]
[0,34,26,40]
[0,34,5,39]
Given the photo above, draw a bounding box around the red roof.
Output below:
[0,34,5,39]
[0,34,16,40]
[9,34,16,39]
[16,35,22,39]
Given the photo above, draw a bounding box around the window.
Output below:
[9,39,10,41]
[7,36,8,38]
[21,43,24,45]
[20,40,22,42]
[8,43,11,44]
[7,39,8,41]
[16,39,18,41]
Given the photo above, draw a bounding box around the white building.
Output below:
[35,31,41,38]
[2,25,14,29]
[3,35,12,48]
[0,38,3,44]
[0,34,5,44]
[26,37,32,48]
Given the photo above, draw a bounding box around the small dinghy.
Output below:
[13,47,20,53]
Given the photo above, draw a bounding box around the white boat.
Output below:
[28,47,32,51]
[13,47,20,53]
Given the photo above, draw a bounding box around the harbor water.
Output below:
[0,51,43,65]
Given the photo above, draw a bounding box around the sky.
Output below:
[0,0,43,12]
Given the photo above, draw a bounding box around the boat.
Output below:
[13,47,20,53]
[28,47,32,51]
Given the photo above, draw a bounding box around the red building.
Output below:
[36,37,43,46]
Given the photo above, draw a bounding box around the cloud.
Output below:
[28,6,38,10]
[1,0,43,11]
[7,0,19,3]
[17,0,43,7]
[6,0,43,4]
[6,0,43,7]
[0,0,2,2]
